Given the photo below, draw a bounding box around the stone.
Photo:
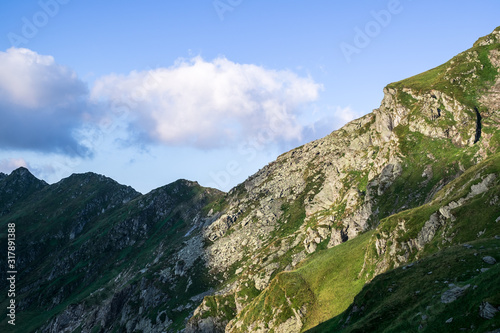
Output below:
[479,302,499,320]
[467,174,497,199]
[483,256,497,265]
[441,285,470,304]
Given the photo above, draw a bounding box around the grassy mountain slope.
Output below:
[308,237,500,333]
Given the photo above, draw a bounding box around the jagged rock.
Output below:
[377,162,403,196]
[274,309,303,333]
[467,174,497,199]
[185,317,221,333]
[328,228,349,248]
[479,302,499,319]
[175,260,186,276]
[441,284,470,304]
[417,213,445,249]
[205,214,234,241]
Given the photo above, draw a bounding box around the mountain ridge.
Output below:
[0,26,499,333]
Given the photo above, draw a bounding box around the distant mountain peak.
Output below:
[173,178,201,187]
[7,166,46,186]
[11,166,33,176]
[0,167,48,215]
[67,171,113,180]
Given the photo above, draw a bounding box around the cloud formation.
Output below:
[0,49,325,160]
[0,158,29,174]
[0,48,90,156]
[91,56,323,148]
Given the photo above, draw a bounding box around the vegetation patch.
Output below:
[307,238,500,333]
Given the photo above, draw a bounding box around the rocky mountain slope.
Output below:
[0,171,224,332]
[0,27,499,333]
[186,26,500,333]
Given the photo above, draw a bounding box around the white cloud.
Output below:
[0,48,91,156]
[0,50,325,158]
[0,47,87,109]
[91,56,323,148]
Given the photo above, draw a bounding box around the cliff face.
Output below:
[0,27,499,333]
[187,26,500,332]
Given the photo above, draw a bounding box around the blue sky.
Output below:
[0,0,498,193]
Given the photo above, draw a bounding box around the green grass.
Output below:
[235,272,315,332]
[200,294,237,321]
[345,170,370,194]
[306,238,500,333]
[303,151,500,332]
[366,152,500,276]
[388,40,499,109]
[229,232,373,332]
[297,231,374,331]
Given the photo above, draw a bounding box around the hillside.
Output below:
[0,173,224,332]
[0,27,499,333]
[186,26,500,333]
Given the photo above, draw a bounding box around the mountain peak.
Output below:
[71,171,112,182]
[54,172,142,201]
[173,178,201,187]
[58,171,127,187]
[7,167,46,186]
[11,166,33,176]
[0,167,48,214]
